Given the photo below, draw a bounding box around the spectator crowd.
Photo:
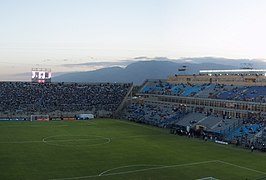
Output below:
[0,82,131,115]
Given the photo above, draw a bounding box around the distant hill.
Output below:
[53,60,237,85]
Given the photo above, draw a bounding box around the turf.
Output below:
[0,119,266,180]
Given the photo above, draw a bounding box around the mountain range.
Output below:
[53,57,248,85]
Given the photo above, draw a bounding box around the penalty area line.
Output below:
[50,160,218,180]
[217,160,266,175]
[98,164,166,176]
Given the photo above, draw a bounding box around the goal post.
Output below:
[30,114,49,121]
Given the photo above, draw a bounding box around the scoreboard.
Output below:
[31,68,52,83]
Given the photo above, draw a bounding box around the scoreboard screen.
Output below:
[31,68,52,83]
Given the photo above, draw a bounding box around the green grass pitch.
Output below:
[0,119,266,180]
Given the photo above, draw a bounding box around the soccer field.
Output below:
[0,119,266,180]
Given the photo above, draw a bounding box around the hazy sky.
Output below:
[1,0,266,80]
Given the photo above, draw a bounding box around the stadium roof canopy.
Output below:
[199,69,266,76]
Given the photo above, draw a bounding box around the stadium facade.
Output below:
[169,69,266,86]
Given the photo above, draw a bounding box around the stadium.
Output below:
[1,67,266,180]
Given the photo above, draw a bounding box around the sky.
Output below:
[1,0,266,80]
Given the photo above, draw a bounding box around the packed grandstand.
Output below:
[123,79,266,151]
[1,69,266,152]
[0,82,132,119]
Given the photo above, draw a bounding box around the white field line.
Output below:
[50,160,219,180]
[0,140,43,144]
[0,136,111,145]
[98,164,166,176]
[43,138,105,143]
[0,119,165,145]
[196,177,219,180]
[42,135,111,147]
[0,133,168,146]
[50,159,266,180]
[217,160,266,175]
[97,160,218,177]
[0,134,162,145]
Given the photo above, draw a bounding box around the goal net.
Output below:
[30,115,49,121]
